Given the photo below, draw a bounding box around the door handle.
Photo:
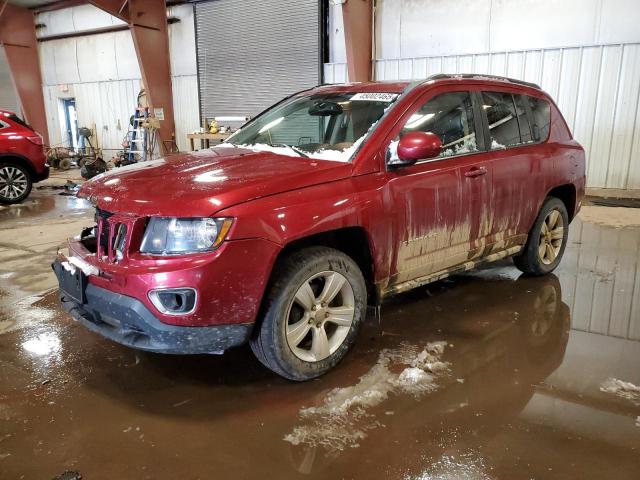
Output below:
[464,166,487,178]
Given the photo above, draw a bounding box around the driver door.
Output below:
[384,88,493,288]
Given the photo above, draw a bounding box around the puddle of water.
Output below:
[285,342,448,451]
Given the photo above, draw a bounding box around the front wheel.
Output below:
[250,247,367,381]
[0,162,32,204]
[514,197,569,276]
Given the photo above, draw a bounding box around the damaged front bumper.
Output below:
[52,259,252,354]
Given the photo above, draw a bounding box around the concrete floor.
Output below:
[1,170,639,480]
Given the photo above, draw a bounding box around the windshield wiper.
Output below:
[270,143,309,158]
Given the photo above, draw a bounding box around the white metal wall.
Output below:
[327,0,640,190]
[370,43,640,190]
[43,80,141,151]
[32,4,199,153]
[325,43,640,190]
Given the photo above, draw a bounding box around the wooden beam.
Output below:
[0,3,49,144]
[342,0,373,82]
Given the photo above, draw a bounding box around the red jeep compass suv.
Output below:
[0,110,49,204]
[53,75,585,380]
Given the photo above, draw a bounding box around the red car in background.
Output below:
[53,74,586,381]
[0,110,49,204]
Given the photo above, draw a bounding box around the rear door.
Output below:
[479,90,548,246]
[383,87,493,288]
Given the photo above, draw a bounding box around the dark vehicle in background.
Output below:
[0,110,49,204]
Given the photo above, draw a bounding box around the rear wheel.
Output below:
[250,247,367,381]
[0,162,32,204]
[514,197,569,276]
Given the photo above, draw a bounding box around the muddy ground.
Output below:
[1,171,639,479]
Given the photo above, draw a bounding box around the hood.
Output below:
[79,146,354,217]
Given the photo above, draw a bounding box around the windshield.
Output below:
[224,91,398,162]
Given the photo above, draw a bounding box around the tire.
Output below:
[58,158,71,170]
[0,162,33,204]
[250,246,367,381]
[514,197,569,276]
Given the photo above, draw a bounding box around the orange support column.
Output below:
[0,1,49,144]
[341,0,373,82]
[89,0,175,153]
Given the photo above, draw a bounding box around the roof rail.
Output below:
[426,73,541,90]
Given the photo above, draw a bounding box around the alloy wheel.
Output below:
[285,271,355,362]
[538,209,564,265]
[0,166,28,201]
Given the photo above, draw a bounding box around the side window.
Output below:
[481,92,521,149]
[400,91,478,158]
[515,95,533,143]
[527,96,551,142]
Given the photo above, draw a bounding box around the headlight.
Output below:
[140,217,233,255]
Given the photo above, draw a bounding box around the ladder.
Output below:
[127,107,148,163]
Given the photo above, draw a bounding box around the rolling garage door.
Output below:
[0,47,19,113]
[195,0,321,122]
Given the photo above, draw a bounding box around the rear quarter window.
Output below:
[527,96,551,142]
[481,91,522,149]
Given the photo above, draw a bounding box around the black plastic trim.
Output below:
[55,267,252,355]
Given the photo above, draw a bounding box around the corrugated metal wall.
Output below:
[43,80,141,151]
[325,42,640,190]
[0,47,20,114]
[171,75,200,152]
[35,4,200,153]
[195,0,320,120]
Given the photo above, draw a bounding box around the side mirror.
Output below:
[389,132,442,167]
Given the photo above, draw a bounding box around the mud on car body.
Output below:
[53,74,585,380]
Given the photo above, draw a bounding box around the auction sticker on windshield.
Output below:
[350,93,398,102]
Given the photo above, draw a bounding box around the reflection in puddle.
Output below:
[407,450,492,480]
[21,332,62,356]
[286,342,449,451]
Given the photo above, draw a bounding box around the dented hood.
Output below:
[79,146,354,217]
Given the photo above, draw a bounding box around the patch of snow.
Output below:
[220,135,369,163]
[223,143,300,158]
[491,139,506,150]
[636,416,639,428]
[284,341,449,452]
[60,261,76,275]
[212,142,236,149]
[396,367,435,394]
[600,378,640,405]
[66,256,99,277]
[441,137,477,157]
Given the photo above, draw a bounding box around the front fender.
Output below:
[218,174,393,283]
